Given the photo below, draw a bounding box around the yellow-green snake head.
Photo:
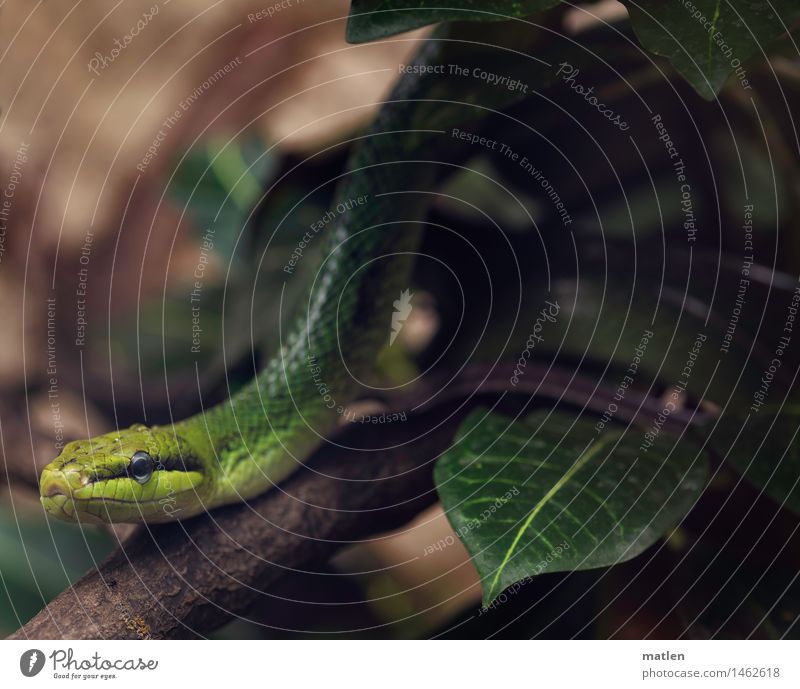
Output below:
[39,424,212,524]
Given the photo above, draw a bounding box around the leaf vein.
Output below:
[485,433,620,601]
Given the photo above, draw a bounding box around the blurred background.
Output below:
[1,0,799,639]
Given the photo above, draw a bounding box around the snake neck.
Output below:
[176,137,434,507]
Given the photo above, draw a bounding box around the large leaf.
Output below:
[434,409,708,605]
[711,405,800,516]
[623,1,800,99]
[347,0,562,43]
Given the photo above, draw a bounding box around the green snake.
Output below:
[39,42,467,524]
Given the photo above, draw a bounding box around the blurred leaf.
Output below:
[711,405,800,516]
[670,529,800,639]
[573,172,678,239]
[346,0,563,43]
[623,1,800,99]
[715,134,784,231]
[438,157,540,230]
[130,287,224,374]
[537,271,755,408]
[434,409,708,605]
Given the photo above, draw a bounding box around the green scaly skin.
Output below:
[39,50,445,524]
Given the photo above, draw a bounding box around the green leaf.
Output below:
[711,405,800,516]
[434,409,708,606]
[346,0,562,43]
[623,1,800,99]
[671,529,800,639]
[522,269,757,409]
[0,501,114,635]
[168,136,277,262]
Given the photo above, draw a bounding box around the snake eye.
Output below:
[130,451,154,484]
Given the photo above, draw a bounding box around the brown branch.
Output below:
[380,362,706,431]
[9,406,464,640]
[3,360,703,491]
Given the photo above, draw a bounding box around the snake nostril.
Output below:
[46,484,65,498]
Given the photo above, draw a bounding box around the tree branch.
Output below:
[9,406,463,640]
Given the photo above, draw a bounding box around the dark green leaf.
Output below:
[435,409,708,605]
[623,1,800,99]
[528,266,759,409]
[712,405,800,515]
[671,528,800,639]
[511,245,797,409]
[347,0,561,43]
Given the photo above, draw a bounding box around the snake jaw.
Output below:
[39,424,211,524]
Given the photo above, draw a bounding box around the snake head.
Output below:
[40,424,211,524]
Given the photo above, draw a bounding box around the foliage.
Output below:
[435,409,707,606]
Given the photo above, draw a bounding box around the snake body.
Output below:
[40,48,446,524]
[39,22,546,524]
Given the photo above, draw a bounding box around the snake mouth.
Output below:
[40,494,81,522]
